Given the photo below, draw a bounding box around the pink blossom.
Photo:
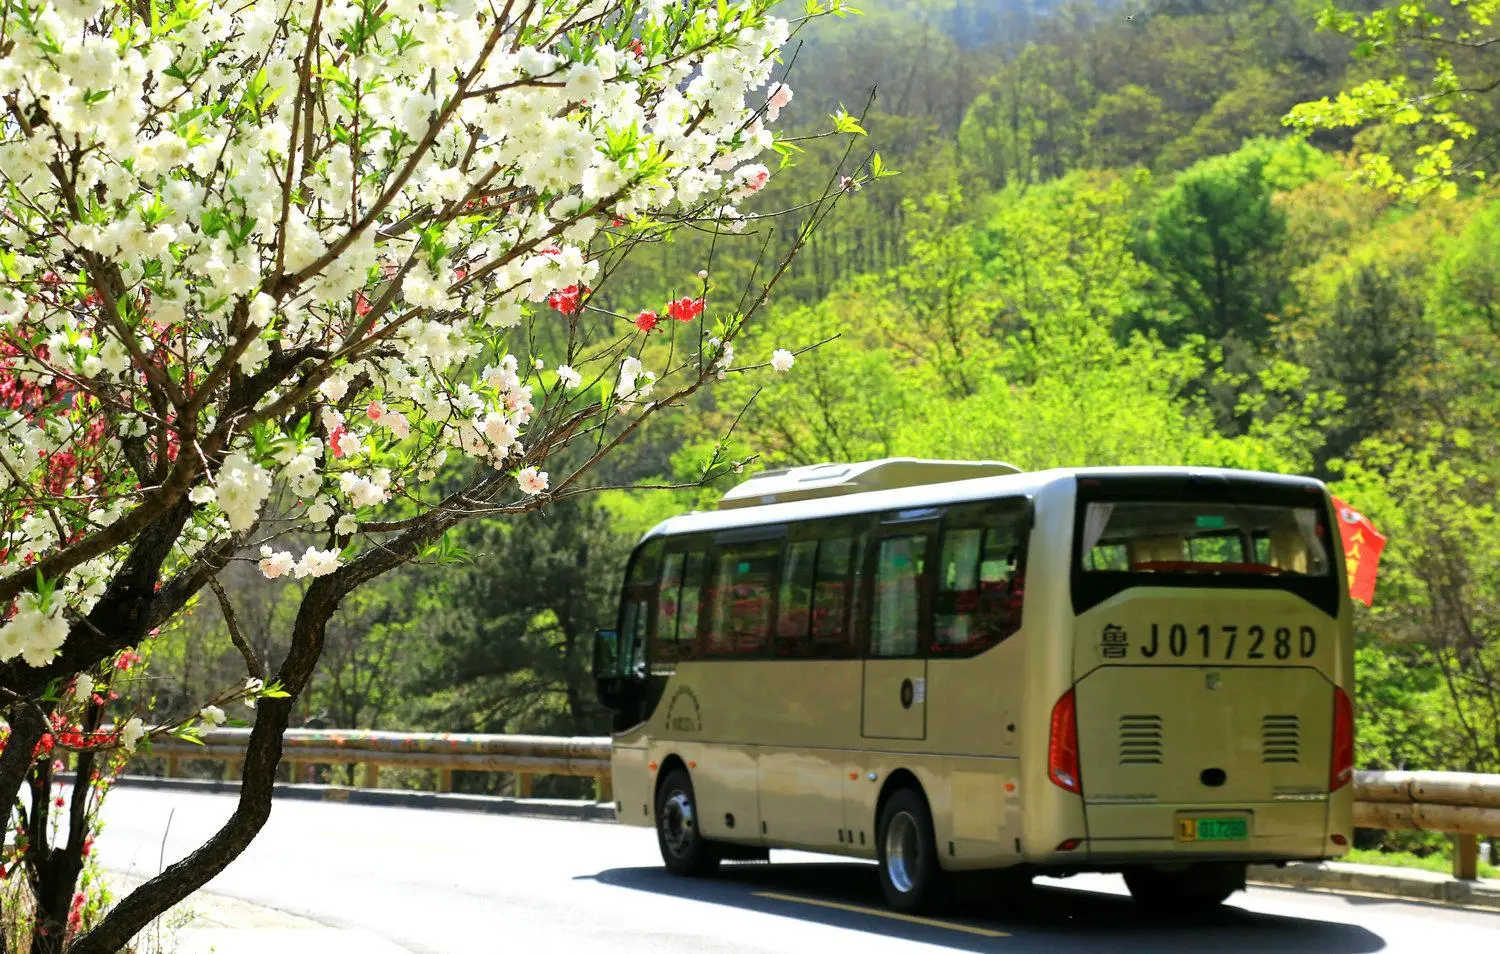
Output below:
[383,410,410,439]
[517,466,549,495]
[766,83,793,121]
[734,163,770,197]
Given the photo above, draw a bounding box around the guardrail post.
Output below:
[1454,833,1479,880]
[515,772,533,798]
[438,768,453,793]
[225,758,241,781]
[597,774,612,803]
[166,755,180,778]
[362,762,380,790]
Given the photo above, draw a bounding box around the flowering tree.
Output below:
[0,0,871,949]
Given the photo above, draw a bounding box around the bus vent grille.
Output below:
[1262,715,1300,763]
[1119,715,1163,765]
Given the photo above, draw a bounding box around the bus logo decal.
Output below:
[663,685,703,734]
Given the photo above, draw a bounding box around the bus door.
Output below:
[861,511,939,741]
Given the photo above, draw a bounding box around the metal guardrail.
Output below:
[137,731,1498,879]
[143,729,613,800]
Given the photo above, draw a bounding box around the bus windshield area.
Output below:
[1080,501,1331,577]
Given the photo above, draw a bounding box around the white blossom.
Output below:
[294,547,341,578]
[121,718,146,752]
[259,545,295,579]
[215,452,273,531]
[771,349,795,373]
[0,594,70,668]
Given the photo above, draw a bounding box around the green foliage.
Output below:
[1344,846,1500,879]
[1141,138,1323,346]
[1285,1,1500,197]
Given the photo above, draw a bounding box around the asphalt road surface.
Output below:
[97,788,1498,953]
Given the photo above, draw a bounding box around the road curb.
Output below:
[94,774,619,822]
[1249,861,1500,911]
[103,871,420,953]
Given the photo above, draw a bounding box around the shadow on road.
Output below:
[582,861,1387,953]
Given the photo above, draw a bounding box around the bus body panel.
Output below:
[626,646,1030,861]
[1019,477,1089,864]
[611,723,652,827]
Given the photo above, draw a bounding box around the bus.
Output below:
[592,459,1355,913]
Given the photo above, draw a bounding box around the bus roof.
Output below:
[643,465,1326,542]
[716,458,1021,510]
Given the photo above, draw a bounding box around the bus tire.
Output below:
[877,787,943,913]
[655,768,721,877]
[1123,862,1244,910]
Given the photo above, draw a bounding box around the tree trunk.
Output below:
[65,572,345,954]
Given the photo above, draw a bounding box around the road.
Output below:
[97,788,1498,953]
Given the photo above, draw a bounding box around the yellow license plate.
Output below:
[1176,816,1248,842]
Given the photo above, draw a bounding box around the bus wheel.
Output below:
[877,787,943,913]
[655,768,721,877]
[1123,862,1244,910]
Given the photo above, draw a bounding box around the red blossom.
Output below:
[355,293,372,317]
[329,423,349,459]
[546,285,587,315]
[666,296,705,322]
[634,310,659,333]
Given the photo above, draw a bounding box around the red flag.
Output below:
[1331,495,1386,607]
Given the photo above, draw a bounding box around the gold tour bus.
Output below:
[592,459,1355,913]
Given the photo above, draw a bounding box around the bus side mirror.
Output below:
[593,629,620,679]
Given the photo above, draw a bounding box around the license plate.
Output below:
[1176,816,1248,842]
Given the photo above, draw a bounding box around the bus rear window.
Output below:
[1080,501,1330,577]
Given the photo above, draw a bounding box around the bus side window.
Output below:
[653,553,686,665]
[934,529,983,651]
[652,550,705,664]
[871,535,927,658]
[811,537,856,657]
[776,541,818,656]
[706,543,779,656]
[934,509,1027,655]
[680,552,705,656]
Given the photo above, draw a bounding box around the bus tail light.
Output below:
[1048,689,1082,795]
[1330,686,1354,792]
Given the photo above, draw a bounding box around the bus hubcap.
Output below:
[885,811,920,893]
[662,790,696,857]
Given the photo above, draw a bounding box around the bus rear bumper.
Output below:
[1079,799,1340,864]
